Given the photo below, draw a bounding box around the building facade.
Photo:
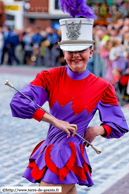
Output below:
[1,0,23,29]
[1,0,70,30]
[24,0,69,30]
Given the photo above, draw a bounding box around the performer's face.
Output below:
[63,47,93,73]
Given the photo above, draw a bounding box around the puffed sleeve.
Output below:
[10,70,51,122]
[97,84,129,139]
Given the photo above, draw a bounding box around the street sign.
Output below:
[4,5,19,12]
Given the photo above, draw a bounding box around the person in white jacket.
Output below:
[109,38,126,72]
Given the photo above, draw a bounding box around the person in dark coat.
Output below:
[8,29,20,65]
[1,25,11,64]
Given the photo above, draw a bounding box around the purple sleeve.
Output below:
[10,84,48,119]
[97,101,129,139]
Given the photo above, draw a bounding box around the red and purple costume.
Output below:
[10,65,128,186]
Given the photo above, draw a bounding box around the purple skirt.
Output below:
[22,140,94,187]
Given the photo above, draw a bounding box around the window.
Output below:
[55,0,60,10]
[29,18,35,24]
[49,0,65,14]
[6,14,15,21]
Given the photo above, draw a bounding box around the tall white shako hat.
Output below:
[58,0,97,52]
[59,18,94,51]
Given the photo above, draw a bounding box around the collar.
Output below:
[65,65,90,80]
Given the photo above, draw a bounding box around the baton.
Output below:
[5,80,102,154]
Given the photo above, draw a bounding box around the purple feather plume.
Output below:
[59,0,97,19]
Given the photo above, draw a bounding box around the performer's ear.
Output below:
[63,51,65,59]
[89,47,93,58]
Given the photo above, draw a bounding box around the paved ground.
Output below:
[102,173,129,194]
[0,65,129,194]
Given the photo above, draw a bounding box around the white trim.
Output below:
[49,0,69,15]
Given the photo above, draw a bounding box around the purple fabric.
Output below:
[65,65,90,80]
[46,101,97,146]
[97,101,128,139]
[50,144,71,169]
[10,84,48,119]
[42,168,93,186]
[59,0,97,19]
[23,168,36,183]
[23,139,94,186]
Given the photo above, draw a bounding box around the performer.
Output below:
[10,1,128,194]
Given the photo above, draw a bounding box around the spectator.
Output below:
[16,29,25,64]
[39,40,50,66]
[23,27,33,65]
[0,27,3,64]
[8,29,20,65]
[44,27,59,67]
[1,25,12,65]
[32,27,42,46]
[111,68,122,86]
[100,39,113,82]
[109,38,126,72]
[123,32,129,70]
[45,27,58,45]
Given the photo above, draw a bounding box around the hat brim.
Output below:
[60,44,93,52]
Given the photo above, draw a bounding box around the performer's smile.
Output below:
[63,48,93,73]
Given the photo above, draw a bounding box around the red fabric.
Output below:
[80,145,91,176]
[83,163,91,175]
[110,75,121,86]
[28,161,46,180]
[30,70,52,91]
[30,68,58,91]
[100,84,119,105]
[120,75,129,86]
[48,68,110,115]
[101,125,112,137]
[30,140,45,157]
[28,141,47,180]
[45,142,76,181]
[45,145,59,175]
[72,164,87,181]
[32,108,45,122]
[30,67,118,115]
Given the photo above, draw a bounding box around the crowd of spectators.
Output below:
[0,24,66,67]
[93,18,129,79]
[92,18,129,106]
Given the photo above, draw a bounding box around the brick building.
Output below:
[24,0,70,30]
[1,0,24,29]
[0,1,5,27]
[1,0,70,30]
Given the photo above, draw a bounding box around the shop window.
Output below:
[6,14,15,21]
[55,0,60,10]
[29,18,35,24]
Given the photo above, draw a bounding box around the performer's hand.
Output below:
[52,119,77,138]
[41,113,77,138]
[84,126,106,147]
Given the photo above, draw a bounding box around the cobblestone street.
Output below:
[0,66,129,194]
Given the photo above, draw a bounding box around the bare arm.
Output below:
[41,113,77,138]
[84,126,106,146]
